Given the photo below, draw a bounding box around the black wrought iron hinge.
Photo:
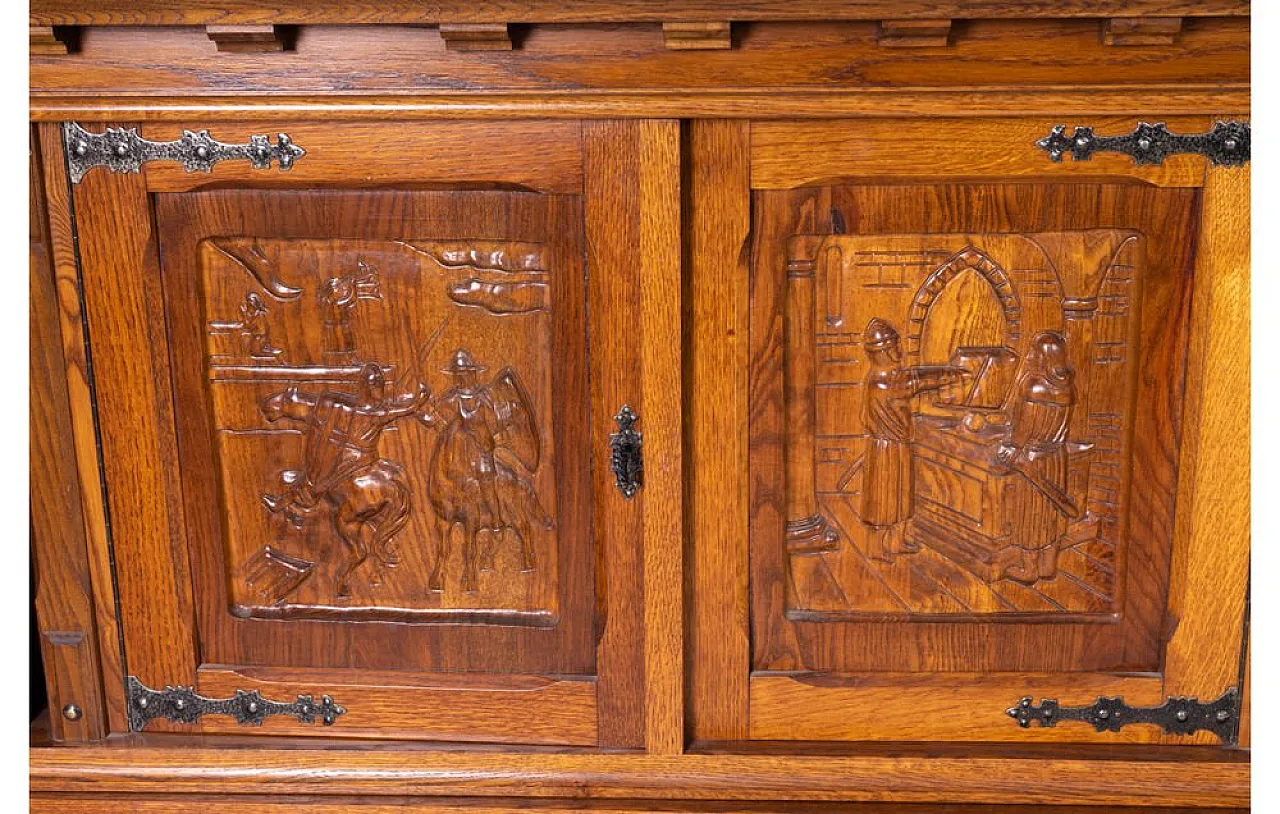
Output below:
[610,405,643,499]
[1006,688,1239,744]
[63,122,306,184]
[1036,120,1249,167]
[126,676,346,732]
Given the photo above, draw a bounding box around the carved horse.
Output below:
[425,455,552,593]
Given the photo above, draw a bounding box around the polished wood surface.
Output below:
[27,0,1251,809]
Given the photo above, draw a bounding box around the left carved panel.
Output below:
[201,237,558,624]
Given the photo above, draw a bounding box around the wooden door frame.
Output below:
[686,115,1250,746]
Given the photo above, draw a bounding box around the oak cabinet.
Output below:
[30,5,1250,811]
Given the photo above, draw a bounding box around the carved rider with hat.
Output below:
[860,317,967,561]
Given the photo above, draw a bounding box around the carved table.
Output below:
[29,2,1250,811]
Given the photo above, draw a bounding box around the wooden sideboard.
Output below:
[29,2,1251,811]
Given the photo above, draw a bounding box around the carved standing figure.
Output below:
[419,349,552,593]
[320,261,382,362]
[996,330,1082,583]
[860,318,967,561]
[261,363,430,597]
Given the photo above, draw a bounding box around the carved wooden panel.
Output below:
[749,183,1196,676]
[201,237,558,623]
[784,231,1138,618]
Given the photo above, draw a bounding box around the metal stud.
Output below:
[174,698,187,711]
[1097,708,1110,719]
[1175,709,1189,722]
[137,696,148,709]
[61,703,82,721]
[246,701,260,714]
[1216,710,1231,722]
[1136,137,1152,150]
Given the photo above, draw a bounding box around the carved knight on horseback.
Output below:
[261,363,429,597]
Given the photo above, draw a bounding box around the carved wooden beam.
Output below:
[439,23,513,51]
[30,25,73,55]
[205,24,286,53]
[877,19,953,47]
[662,22,732,50]
[1102,17,1182,46]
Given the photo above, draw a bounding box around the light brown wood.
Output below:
[439,23,513,51]
[29,128,107,743]
[1163,165,1250,703]
[28,0,1252,26]
[30,25,70,54]
[637,119,684,755]
[137,120,584,194]
[28,745,1250,807]
[205,24,286,52]
[685,119,751,742]
[877,20,952,48]
[29,19,1248,121]
[35,123,129,734]
[67,122,201,706]
[197,666,598,745]
[1103,17,1183,46]
[751,117,1220,189]
[662,22,732,50]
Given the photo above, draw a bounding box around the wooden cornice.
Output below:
[30,0,1249,27]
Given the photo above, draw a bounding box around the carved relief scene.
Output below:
[201,236,558,623]
[784,230,1139,617]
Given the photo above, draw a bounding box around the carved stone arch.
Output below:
[905,246,1021,360]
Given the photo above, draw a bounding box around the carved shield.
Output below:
[490,367,541,472]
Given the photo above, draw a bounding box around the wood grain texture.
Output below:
[1104,17,1183,46]
[27,797,1255,814]
[27,746,1250,807]
[751,117,1222,190]
[584,121,650,749]
[1163,166,1250,703]
[637,120,684,755]
[662,22,732,50]
[439,24,513,51]
[27,0,1251,26]
[65,121,202,722]
[205,24,286,53]
[877,20,952,48]
[749,673,1167,743]
[685,120,751,742]
[35,123,128,735]
[29,128,107,742]
[29,19,1248,121]
[749,182,1196,679]
[196,666,598,745]
[137,121,584,194]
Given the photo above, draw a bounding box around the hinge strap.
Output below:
[1007,688,1238,744]
[126,676,346,732]
[1037,120,1249,167]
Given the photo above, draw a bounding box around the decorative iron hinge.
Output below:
[1006,688,1238,744]
[62,122,306,184]
[1036,120,1249,167]
[126,676,346,732]
[609,405,643,499]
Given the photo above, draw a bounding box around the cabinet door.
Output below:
[43,120,681,747]
[687,118,1249,746]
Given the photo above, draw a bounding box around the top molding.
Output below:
[30,0,1249,26]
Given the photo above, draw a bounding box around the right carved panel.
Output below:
[784,231,1140,618]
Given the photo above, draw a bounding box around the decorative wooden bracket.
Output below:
[206,24,287,53]
[1007,689,1238,744]
[1103,17,1182,46]
[663,22,732,50]
[30,25,75,55]
[440,23,513,51]
[877,19,952,48]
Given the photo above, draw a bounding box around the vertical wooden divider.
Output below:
[685,120,751,742]
[36,123,129,734]
[61,124,200,703]
[30,127,108,741]
[1164,164,1250,705]
[585,120,683,752]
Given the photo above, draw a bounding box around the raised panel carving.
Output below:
[201,237,558,624]
[784,231,1139,618]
